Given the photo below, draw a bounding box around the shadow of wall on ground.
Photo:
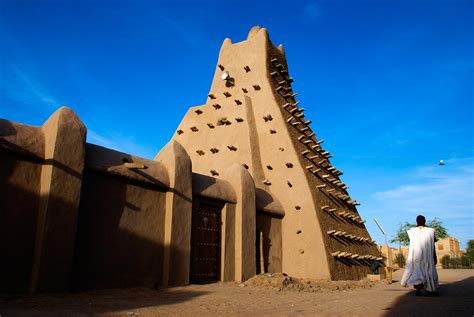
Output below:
[0,285,210,315]
[384,275,474,316]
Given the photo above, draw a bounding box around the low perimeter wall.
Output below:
[0,107,186,293]
[0,107,278,293]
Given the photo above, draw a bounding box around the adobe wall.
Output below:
[256,212,283,274]
[0,110,193,293]
[0,108,251,293]
[0,26,380,292]
[170,26,379,280]
[170,28,330,279]
[72,144,169,290]
[264,29,379,280]
[0,111,86,293]
[0,121,44,292]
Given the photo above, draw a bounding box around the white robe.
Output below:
[401,227,439,292]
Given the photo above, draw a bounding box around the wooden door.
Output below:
[190,199,223,284]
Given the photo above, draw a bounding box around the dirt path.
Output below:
[1,269,473,317]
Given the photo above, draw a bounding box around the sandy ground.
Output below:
[1,269,473,317]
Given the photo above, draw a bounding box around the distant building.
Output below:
[435,237,463,268]
[379,245,408,268]
[379,236,463,269]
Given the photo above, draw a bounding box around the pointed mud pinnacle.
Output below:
[167,27,378,280]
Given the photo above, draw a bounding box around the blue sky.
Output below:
[1,0,472,248]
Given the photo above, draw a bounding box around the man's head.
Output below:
[416,215,426,226]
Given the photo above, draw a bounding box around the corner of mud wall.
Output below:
[155,140,193,286]
[0,107,86,293]
[222,164,256,282]
[0,118,45,293]
[30,107,87,292]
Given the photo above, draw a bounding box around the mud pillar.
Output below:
[223,164,256,282]
[30,107,86,292]
[155,140,193,286]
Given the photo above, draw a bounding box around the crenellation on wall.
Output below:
[0,120,45,161]
[31,107,87,292]
[84,143,169,189]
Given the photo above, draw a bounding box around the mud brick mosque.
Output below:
[0,26,379,293]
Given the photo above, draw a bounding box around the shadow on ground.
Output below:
[383,275,474,317]
[0,287,209,316]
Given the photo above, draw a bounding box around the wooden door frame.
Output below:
[190,196,225,284]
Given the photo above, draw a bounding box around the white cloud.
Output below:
[3,66,158,160]
[87,129,119,150]
[87,129,157,159]
[7,65,60,109]
[365,157,474,248]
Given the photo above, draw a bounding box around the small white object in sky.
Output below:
[439,160,445,166]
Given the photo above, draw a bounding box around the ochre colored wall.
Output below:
[73,169,167,290]
[0,152,42,293]
[170,28,332,279]
[0,109,173,293]
[256,212,282,274]
[0,27,382,293]
[170,27,379,280]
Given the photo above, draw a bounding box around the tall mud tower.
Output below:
[171,27,379,280]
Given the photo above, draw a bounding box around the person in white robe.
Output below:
[401,215,439,295]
